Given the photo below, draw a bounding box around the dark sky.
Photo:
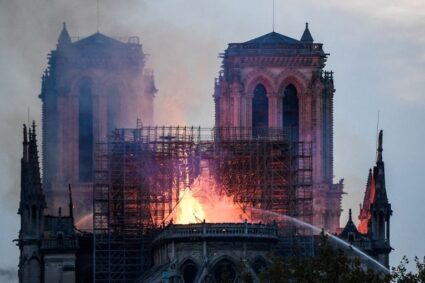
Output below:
[1,0,424,281]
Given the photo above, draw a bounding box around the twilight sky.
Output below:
[1,0,424,281]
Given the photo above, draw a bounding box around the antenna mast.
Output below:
[96,0,100,32]
[273,0,275,32]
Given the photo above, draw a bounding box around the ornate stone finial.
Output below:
[349,208,352,221]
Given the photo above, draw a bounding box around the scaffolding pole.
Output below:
[93,126,313,282]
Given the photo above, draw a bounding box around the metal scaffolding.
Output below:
[93,126,313,282]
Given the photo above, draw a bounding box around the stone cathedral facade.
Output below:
[39,23,156,219]
[214,24,343,232]
[16,21,392,283]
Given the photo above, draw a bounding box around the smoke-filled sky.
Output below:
[0,0,424,281]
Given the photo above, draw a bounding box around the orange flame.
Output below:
[174,176,248,224]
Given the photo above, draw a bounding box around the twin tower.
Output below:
[40,23,342,231]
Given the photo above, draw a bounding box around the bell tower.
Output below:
[214,23,343,232]
[39,23,157,220]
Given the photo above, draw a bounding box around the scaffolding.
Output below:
[93,126,313,282]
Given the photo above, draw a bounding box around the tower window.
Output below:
[252,84,269,136]
[79,80,93,182]
[282,84,299,141]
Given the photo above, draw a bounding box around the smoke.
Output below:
[0,267,17,283]
[0,0,424,275]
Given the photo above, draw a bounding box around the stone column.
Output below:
[267,93,278,128]
[240,95,246,128]
[231,94,241,127]
[276,93,283,129]
[246,94,253,129]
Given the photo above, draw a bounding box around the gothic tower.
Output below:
[339,130,392,268]
[359,130,392,267]
[17,123,46,283]
[214,23,343,232]
[39,23,157,219]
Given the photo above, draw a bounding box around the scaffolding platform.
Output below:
[93,126,313,282]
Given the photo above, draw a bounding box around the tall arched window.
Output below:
[252,84,268,136]
[282,84,299,141]
[79,79,93,182]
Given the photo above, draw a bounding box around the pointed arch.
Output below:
[245,73,275,95]
[276,71,308,95]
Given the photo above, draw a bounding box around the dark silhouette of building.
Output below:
[16,123,78,283]
[339,130,392,268]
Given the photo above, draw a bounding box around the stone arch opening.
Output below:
[213,258,237,283]
[252,83,268,136]
[181,259,198,283]
[282,84,299,141]
[78,79,93,182]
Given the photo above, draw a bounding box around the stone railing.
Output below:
[153,222,278,244]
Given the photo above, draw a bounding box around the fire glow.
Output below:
[174,177,248,224]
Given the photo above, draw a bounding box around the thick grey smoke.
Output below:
[0,0,424,279]
[0,267,16,281]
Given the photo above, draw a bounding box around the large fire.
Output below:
[75,167,249,230]
[174,176,248,224]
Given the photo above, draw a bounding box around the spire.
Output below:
[57,22,72,48]
[358,168,375,234]
[68,184,74,219]
[22,125,29,162]
[377,130,383,163]
[348,208,352,222]
[19,122,46,214]
[23,124,28,144]
[374,129,388,203]
[28,121,43,199]
[300,22,314,43]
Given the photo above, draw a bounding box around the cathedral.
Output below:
[16,22,392,283]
